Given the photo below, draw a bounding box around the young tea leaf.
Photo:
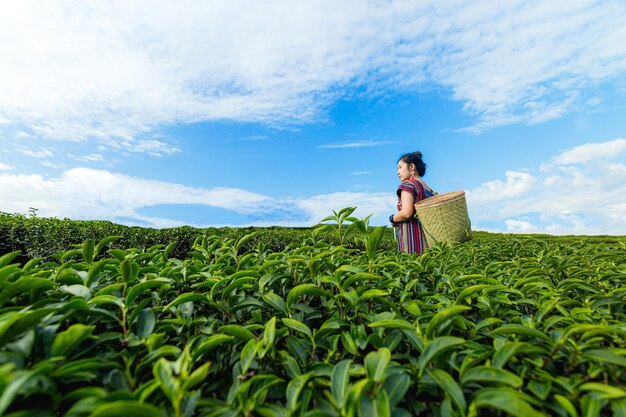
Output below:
[425,305,471,340]
[364,348,391,383]
[331,359,352,408]
[418,336,465,376]
[469,387,546,417]
[192,334,235,361]
[286,284,332,307]
[89,400,165,417]
[282,318,313,341]
[82,239,95,264]
[460,366,522,388]
[286,372,314,412]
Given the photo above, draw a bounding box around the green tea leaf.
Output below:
[0,308,55,345]
[341,331,358,355]
[119,259,139,284]
[136,308,156,339]
[553,394,578,417]
[51,324,95,357]
[578,382,626,400]
[364,348,390,383]
[469,387,546,417]
[183,362,212,391]
[95,236,122,258]
[455,285,490,304]
[240,338,257,374]
[286,284,332,307]
[461,366,522,388]
[331,359,352,408]
[492,342,526,369]
[82,239,95,264]
[193,334,235,361]
[282,318,313,340]
[0,251,21,268]
[366,227,386,261]
[490,324,550,341]
[343,272,380,289]
[126,278,170,306]
[0,265,20,283]
[425,305,471,339]
[88,400,164,417]
[52,358,119,379]
[368,319,416,332]
[428,368,466,416]
[418,336,465,375]
[286,372,314,412]
[358,289,389,302]
[107,249,126,262]
[262,292,288,314]
[219,324,255,341]
[359,389,391,417]
[264,316,277,347]
[582,349,626,368]
[88,295,125,310]
[164,293,209,310]
[222,276,257,298]
[235,232,258,250]
[383,372,411,407]
[22,257,43,273]
[153,358,179,401]
[85,259,108,287]
[60,284,92,300]
[0,362,56,415]
[0,278,55,305]
[527,379,552,401]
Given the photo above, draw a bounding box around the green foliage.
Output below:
[0,212,398,264]
[0,210,625,416]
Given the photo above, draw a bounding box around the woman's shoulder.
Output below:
[398,179,417,190]
[397,179,417,196]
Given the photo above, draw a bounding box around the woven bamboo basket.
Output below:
[413,190,472,247]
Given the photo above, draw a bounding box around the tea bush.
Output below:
[1,212,401,263]
[0,212,625,416]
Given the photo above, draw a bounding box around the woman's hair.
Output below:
[398,151,427,176]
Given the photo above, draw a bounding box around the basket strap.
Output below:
[415,215,439,245]
[411,179,439,245]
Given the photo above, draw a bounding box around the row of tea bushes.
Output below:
[0,224,625,416]
[1,211,397,262]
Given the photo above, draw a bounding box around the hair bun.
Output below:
[414,151,423,159]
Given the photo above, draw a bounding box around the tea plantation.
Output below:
[0,212,625,416]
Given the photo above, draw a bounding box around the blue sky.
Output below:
[1,1,626,234]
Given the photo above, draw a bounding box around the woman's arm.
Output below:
[392,190,415,222]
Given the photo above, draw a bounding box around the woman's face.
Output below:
[397,160,413,181]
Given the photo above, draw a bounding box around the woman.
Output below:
[389,151,436,254]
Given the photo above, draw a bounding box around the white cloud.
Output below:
[41,161,62,170]
[351,171,372,175]
[130,140,181,156]
[1,1,625,148]
[466,171,537,204]
[17,148,54,159]
[0,163,14,170]
[467,137,626,234]
[552,137,626,165]
[504,219,536,233]
[73,153,104,162]
[0,167,395,228]
[319,141,389,149]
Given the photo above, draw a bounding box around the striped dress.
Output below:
[396,177,435,254]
